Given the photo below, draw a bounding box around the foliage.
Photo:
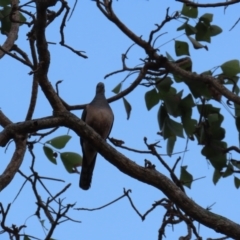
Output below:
[1,0,240,240]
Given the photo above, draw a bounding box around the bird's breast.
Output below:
[85,106,113,139]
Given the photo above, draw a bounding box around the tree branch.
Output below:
[0,108,240,237]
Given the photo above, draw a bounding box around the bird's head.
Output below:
[96,82,105,94]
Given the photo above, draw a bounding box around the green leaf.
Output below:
[43,146,57,164]
[197,104,220,117]
[0,6,11,35]
[47,135,71,149]
[162,118,175,139]
[221,60,240,77]
[157,104,168,130]
[159,86,177,100]
[145,88,159,110]
[39,219,45,228]
[164,91,182,117]
[207,113,218,125]
[211,126,225,141]
[123,97,132,120]
[177,21,187,31]
[165,52,174,61]
[222,163,233,178]
[19,12,26,25]
[0,0,10,7]
[195,22,211,43]
[235,103,240,117]
[236,116,240,133]
[200,13,213,23]
[182,116,197,136]
[167,136,176,156]
[209,25,222,37]
[166,118,184,138]
[202,140,227,153]
[231,159,240,169]
[156,77,173,92]
[112,82,122,94]
[181,4,198,18]
[234,176,240,189]
[201,70,212,76]
[212,169,221,185]
[180,166,193,188]
[175,40,190,56]
[173,58,192,83]
[23,235,31,240]
[60,152,82,173]
[185,24,197,36]
[187,36,208,50]
[209,154,227,171]
[180,94,195,109]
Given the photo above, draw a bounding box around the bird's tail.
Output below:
[79,157,96,190]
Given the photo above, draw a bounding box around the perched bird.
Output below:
[79,82,114,190]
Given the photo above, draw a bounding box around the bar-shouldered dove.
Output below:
[79,82,114,190]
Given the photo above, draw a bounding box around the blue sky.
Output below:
[0,0,240,239]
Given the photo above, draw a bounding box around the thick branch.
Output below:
[0,111,27,191]
[163,58,240,105]
[0,110,240,237]
[0,134,27,191]
[96,1,152,54]
[34,2,66,112]
[0,114,63,147]
[57,111,240,239]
